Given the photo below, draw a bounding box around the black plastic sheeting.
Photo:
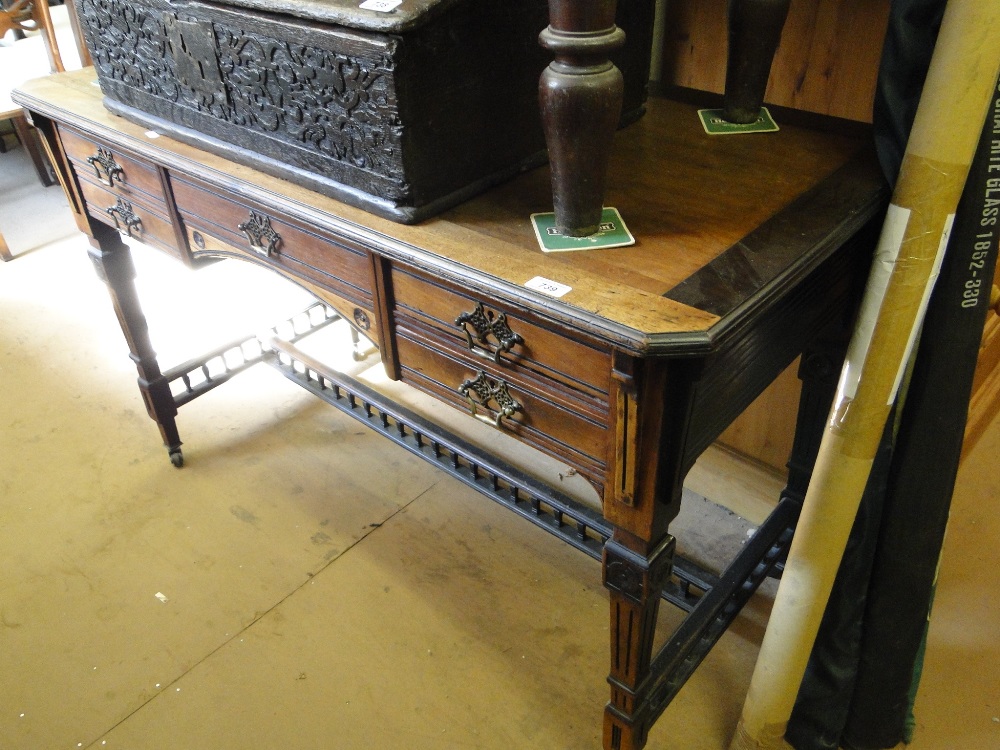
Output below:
[871,0,947,189]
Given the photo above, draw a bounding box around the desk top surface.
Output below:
[16,69,887,353]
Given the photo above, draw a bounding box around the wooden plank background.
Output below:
[657,0,890,123]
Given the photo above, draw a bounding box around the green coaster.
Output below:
[530,207,635,253]
[698,107,779,135]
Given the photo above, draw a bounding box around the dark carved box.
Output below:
[75,0,655,223]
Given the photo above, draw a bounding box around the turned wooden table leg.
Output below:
[539,0,625,236]
[87,221,184,467]
[723,0,791,124]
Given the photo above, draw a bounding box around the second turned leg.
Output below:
[87,222,183,466]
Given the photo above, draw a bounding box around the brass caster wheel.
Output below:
[169,449,184,468]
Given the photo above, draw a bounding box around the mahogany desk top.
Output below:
[17,70,884,349]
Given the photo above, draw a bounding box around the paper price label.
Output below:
[360,0,401,11]
[525,276,572,298]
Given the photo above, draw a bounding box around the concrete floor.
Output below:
[2,141,999,750]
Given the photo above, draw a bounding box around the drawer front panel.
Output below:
[171,175,374,307]
[395,332,607,481]
[391,265,611,399]
[79,179,179,257]
[61,126,166,205]
[398,316,609,427]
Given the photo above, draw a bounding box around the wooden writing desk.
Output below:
[15,69,887,749]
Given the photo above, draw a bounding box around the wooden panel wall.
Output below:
[657,0,891,123]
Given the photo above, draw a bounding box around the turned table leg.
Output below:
[87,221,184,467]
[539,0,625,236]
[722,0,791,124]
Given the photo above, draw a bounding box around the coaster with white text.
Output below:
[530,207,635,253]
[698,107,779,135]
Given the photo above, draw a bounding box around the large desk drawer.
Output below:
[171,175,375,309]
[394,329,608,482]
[389,264,611,484]
[77,179,180,258]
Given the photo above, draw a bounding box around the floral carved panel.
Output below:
[77,0,403,182]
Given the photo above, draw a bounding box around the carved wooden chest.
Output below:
[74,0,654,223]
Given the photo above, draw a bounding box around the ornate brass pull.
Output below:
[458,371,522,428]
[106,198,142,238]
[455,302,523,363]
[237,211,281,257]
[87,147,126,187]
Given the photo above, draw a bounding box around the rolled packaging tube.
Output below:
[728,1,1000,748]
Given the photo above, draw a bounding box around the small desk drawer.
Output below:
[61,126,166,205]
[78,179,180,257]
[394,326,609,483]
[390,265,612,400]
[171,175,374,308]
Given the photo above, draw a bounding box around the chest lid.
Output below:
[202,0,464,33]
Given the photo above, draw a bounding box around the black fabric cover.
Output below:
[784,421,895,750]
[872,0,946,187]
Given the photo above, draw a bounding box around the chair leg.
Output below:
[0,229,13,262]
[11,114,56,188]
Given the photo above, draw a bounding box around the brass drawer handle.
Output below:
[106,198,142,238]
[459,371,522,428]
[237,211,281,257]
[87,147,126,187]
[455,301,523,363]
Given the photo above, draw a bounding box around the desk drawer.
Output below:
[390,265,611,399]
[61,126,166,206]
[171,175,374,308]
[395,330,608,481]
[78,179,179,257]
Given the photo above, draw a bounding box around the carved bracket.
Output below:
[602,536,676,606]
